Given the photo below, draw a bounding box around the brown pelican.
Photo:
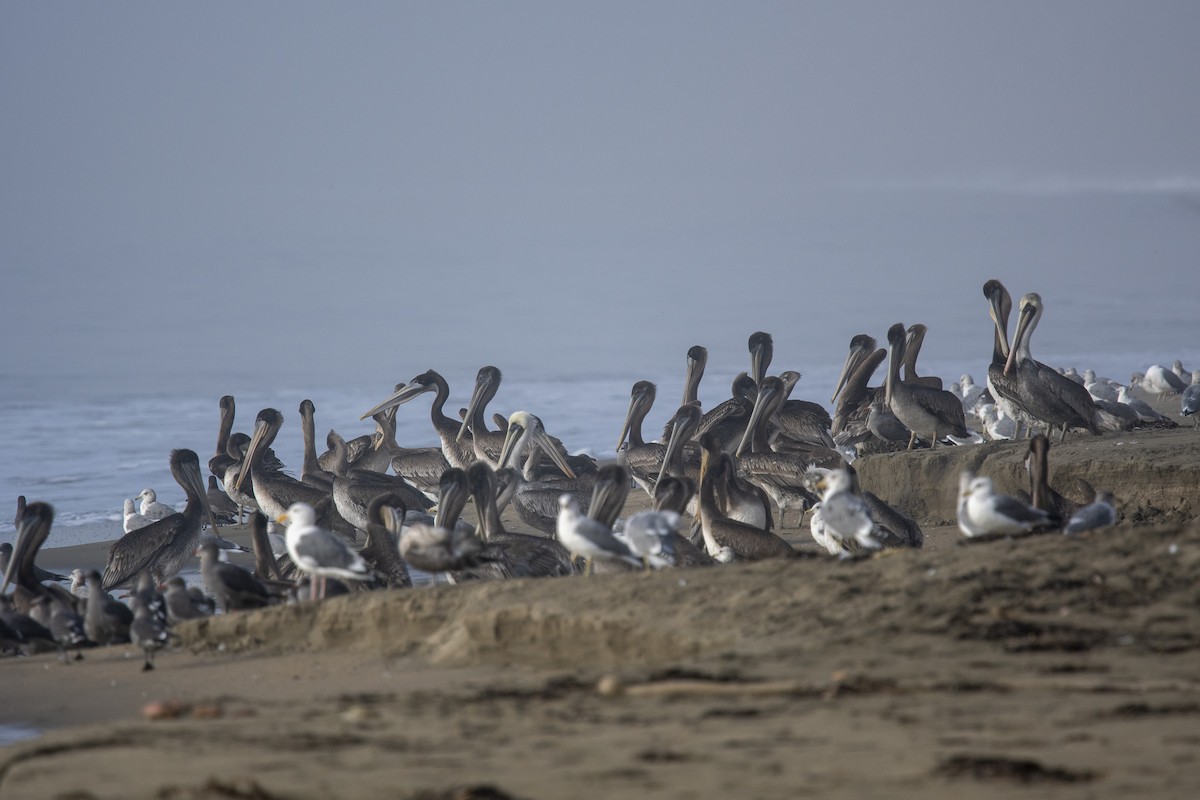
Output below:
[361,371,476,469]
[1027,434,1077,524]
[615,381,667,495]
[103,450,224,590]
[770,371,836,450]
[885,323,968,448]
[1004,293,1101,440]
[697,454,792,560]
[831,335,889,446]
[901,324,943,390]
[298,399,335,490]
[84,569,132,644]
[198,540,273,612]
[278,502,371,599]
[698,374,757,448]
[466,462,575,578]
[748,331,773,386]
[656,403,703,488]
[496,411,595,531]
[3,502,75,613]
[236,409,332,523]
[218,433,259,521]
[587,464,632,529]
[359,493,412,589]
[456,366,507,466]
[659,345,707,441]
[327,431,432,533]
[961,475,1051,536]
[208,395,237,482]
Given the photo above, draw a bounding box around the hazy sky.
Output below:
[3,2,1199,400]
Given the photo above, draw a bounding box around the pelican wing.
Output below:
[103,513,185,590]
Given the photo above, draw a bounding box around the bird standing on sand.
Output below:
[1179,371,1199,426]
[960,475,1051,537]
[136,488,176,521]
[129,592,172,671]
[1063,492,1117,535]
[197,541,272,613]
[556,494,642,574]
[814,468,881,554]
[278,502,371,599]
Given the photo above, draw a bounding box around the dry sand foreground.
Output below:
[3,427,1200,799]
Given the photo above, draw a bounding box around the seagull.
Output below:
[961,475,1051,537]
[136,488,176,521]
[1183,371,1200,426]
[1116,385,1171,424]
[163,576,215,624]
[278,502,371,599]
[555,494,642,574]
[129,591,172,671]
[1063,491,1117,535]
[123,498,155,533]
[814,468,881,554]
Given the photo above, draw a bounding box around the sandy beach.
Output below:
[4,419,1200,799]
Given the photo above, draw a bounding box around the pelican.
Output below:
[748,331,773,386]
[3,502,77,613]
[466,462,575,578]
[456,366,508,466]
[556,495,641,574]
[696,454,792,560]
[961,475,1051,536]
[587,463,632,529]
[1026,434,1076,524]
[198,540,273,613]
[219,433,260,521]
[901,324,943,390]
[983,279,1042,437]
[236,409,331,523]
[658,346,708,441]
[103,450,224,590]
[360,493,412,588]
[885,323,968,449]
[656,404,703,489]
[278,502,371,599]
[831,335,889,446]
[1182,371,1200,426]
[1063,491,1117,534]
[698,374,757,449]
[497,411,594,531]
[208,395,237,482]
[84,569,132,645]
[327,431,432,533]
[1004,294,1101,441]
[136,488,176,521]
[769,371,836,450]
[360,370,476,469]
[615,381,668,496]
[298,399,336,490]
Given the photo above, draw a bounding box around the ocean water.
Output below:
[1,347,1194,550]
[3,192,1198,547]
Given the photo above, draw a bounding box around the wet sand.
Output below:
[3,422,1200,798]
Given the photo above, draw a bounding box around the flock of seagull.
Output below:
[2,278,1196,669]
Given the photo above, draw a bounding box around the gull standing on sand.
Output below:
[556,494,642,574]
[1063,492,1117,535]
[1132,366,1187,400]
[815,468,881,554]
[137,488,176,521]
[278,502,370,599]
[1182,371,1200,426]
[197,540,273,613]
[960,475,1051,537]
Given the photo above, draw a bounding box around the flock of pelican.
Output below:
[1,278,1194,668]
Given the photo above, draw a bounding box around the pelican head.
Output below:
[497,411,576,479]
[832,334,877,404]
[748,331,774,386]
[616,380,657,451]
[1004,293,1044,375]
[457,365,502,442]
[359,371,442,420]
[235,408,283,491]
